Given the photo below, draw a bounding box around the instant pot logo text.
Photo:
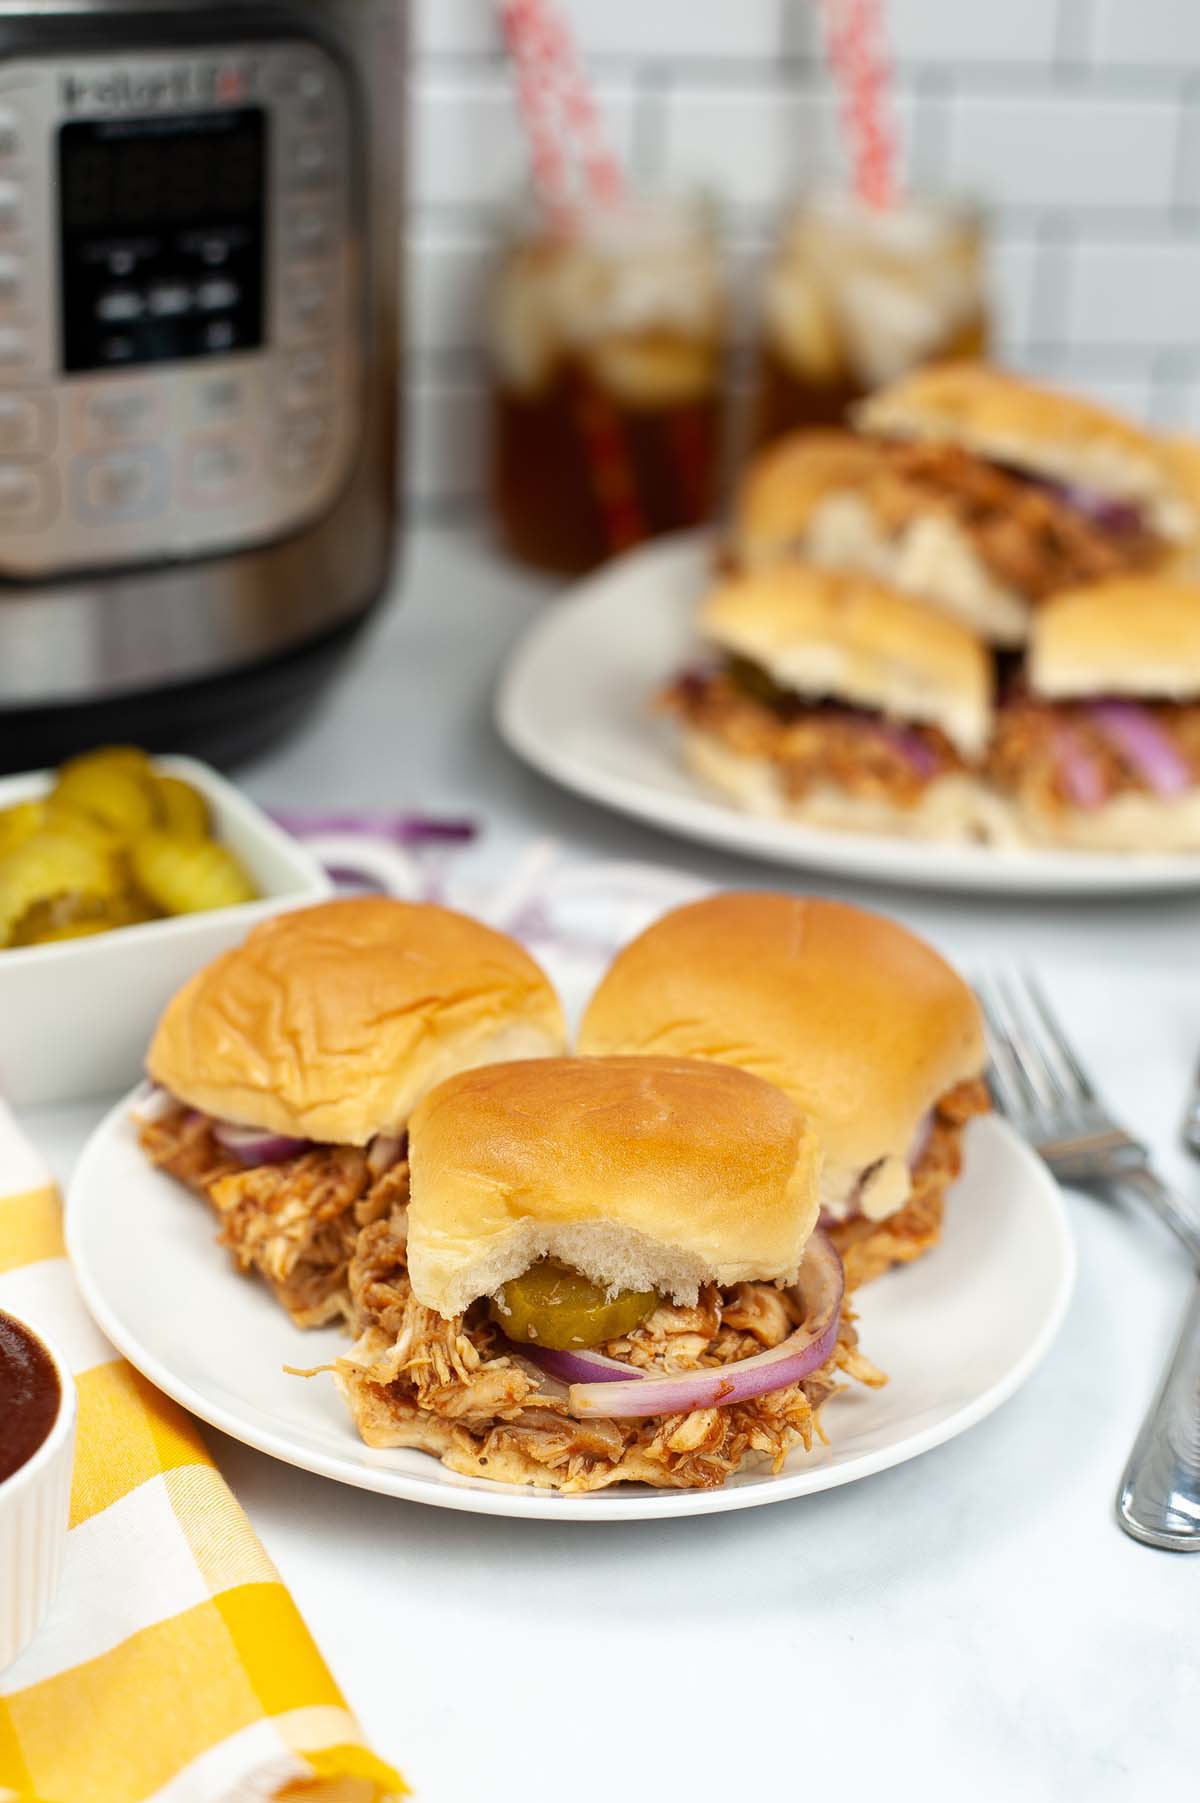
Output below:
[59,63,254,112]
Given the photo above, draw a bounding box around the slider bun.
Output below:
[578,893,986,1210]
[405,1056,821,1318]
[678,730,1017,845]
[733,430,885,566]
[1030,578,1200,700]
[147,897,567,1145]
[699,563,992,757]
[1011,790,1200,853]
[857,363,1193,542]
[732,429,1031,645]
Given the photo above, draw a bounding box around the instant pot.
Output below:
[0,0,403,769]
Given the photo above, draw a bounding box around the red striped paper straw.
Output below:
[820,0,898,210]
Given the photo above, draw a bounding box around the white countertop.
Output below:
[23,526,1199,1802]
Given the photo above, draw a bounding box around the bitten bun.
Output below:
[698,562,992,757]
[857,363,1194,542]
[405,1056,822,1318]
[1029,578,1200,700]
[147,897,567,1145]
[732,430,885,567]
[578,893,986,1217]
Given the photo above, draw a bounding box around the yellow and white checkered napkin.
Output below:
[0,1102,406,1803]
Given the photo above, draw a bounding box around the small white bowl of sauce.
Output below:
[0,1310,76,1673]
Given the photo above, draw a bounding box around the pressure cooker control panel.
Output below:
[0,40,362,578]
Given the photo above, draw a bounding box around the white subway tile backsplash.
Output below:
[1066,239,1200,347]
[988,237,1041,354]
[1088,0,1200,69]
[408,382,488,502]
[409,230,494,352]
[661,85,917,210]
[413,0,500,57]
[945,93,1178,209]
[405,0,1200,503]
[414,74,637,206]
[1021,352,1155,423]
[559,0,788,61]
[889,0,1057,65]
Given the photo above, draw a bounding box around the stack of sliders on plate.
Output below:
[988,578,1200,850]
[731,362,1196,645]
[136,896,888,1493]
[137,897,568,1327]
[666,359,1200,850]
[579,893,990,1289]
[661,559,1002,842]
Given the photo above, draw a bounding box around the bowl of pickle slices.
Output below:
[0,749,329,1106]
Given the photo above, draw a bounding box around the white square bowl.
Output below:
[0,755,331,1106]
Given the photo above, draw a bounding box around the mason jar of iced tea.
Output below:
[751,194,989,447]
[487,192,727,575]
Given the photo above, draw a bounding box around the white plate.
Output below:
[496,532,1200,895]
[66,1100,1073,1522]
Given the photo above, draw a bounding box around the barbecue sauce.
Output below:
[0,1311,60,1484]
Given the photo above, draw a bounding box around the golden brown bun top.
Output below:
[147,897,567,1145]
[578,893,985,1193]
[857,362,1193,541]
[732,430,884,560]
[405,1055,822,1317]
[699,561,992,755]
[1030,578,1200,700]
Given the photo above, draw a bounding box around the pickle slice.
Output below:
[0,801,49,858]
[53,755,161,835]
[154,774,210,839]
[129,832,257,915]
[0,830,123,944]
[489,1259,656,1350]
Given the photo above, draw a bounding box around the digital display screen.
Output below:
[59,109,266,373]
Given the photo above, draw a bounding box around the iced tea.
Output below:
[751,196,988,447]
[488,196,726,575]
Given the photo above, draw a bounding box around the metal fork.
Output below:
[977,970,1200,1552]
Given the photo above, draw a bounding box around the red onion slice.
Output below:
[520,1343,643,1387]
[271,810,476,845]
[211,1120,311,1165]
[367,1131,408,1178]
[1051,723,1107,809]
[1085,701,1192,798]
[552,1232,845,1421]
[131,1081,174,1124]
[875,723,941,778]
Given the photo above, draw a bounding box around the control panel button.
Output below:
[186,435,254,504]
[149,284,191,319]
[0,253,22,308]
[0,393,52,456]
[274,410,328,485]
[73,449,167,524]
[191,369,250,425]
[76,383,162,447]
[0,181,21,235]
[0,108,20,162]
[96,290,145,324]
[289,137,334,190]
[280,349,331,411]
[286,201,332,257]
[0,325,28,367]
[285,274,333,341]
[197,277,239,312]
[0,462,54,530]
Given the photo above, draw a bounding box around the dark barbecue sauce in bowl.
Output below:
[0,1311,60,1485]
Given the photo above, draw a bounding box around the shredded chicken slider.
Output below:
[334,1055,883,1492]
[578,893,989,1288]
[138,897,567,1326]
